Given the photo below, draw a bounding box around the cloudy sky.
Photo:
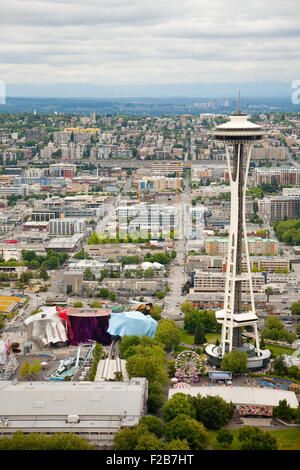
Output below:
[1,0,300,96]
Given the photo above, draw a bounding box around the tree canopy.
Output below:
[193,394,234,430]
[0,431,93,450]
[165,414,209,450]
[155,319,181,351]
[221,350,248,375]
[162,393,196,422]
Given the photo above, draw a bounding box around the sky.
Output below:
[1,0,300,97]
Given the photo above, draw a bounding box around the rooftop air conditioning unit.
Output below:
[67,414,80,423]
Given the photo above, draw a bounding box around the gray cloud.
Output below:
[0,0,299,87]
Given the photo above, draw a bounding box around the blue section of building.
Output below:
[107,311,158,338]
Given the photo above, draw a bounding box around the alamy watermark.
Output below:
[0,81,6,105]
[292,80,300,105]
[93,201,205,242]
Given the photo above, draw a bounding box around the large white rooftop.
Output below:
[0,379,147,418]
[168,386,298,408]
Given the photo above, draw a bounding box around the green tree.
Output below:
[83,267,94,280]
[238,426,277,450]
[73,301,83,308]
[0,431,93,450]
[194,320,206,345]
[265,286,273,303]
[89,300,103,308]
[216,428,233,448]
[147,381,165,414]
[266,315,284,330]
[126,350,168,385]
[46,255,60,270]
[162,393,196,422]
[29,259,40,270]
[151,304,163,321]
[165,414,209,450]
[291,300,300,316]
[113,426,142,450]
[39,267,49,281]
[260,337,266,349]
[221,350,248,375]
[273,355,289,376]
[119,335,141,358]
[19,361,31,378]
[193,395,234,430]
[30,359,42,376]
[97,288,110,298]
[140,415,164,438]
[180,302,193,315]
[135,433,163,450]
[272,399,295,422]
[164,439,190,450]
[155,319,181,351]
[155,291,165,300]
[108,291,116,301]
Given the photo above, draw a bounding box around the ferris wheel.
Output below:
[175,350,205,381]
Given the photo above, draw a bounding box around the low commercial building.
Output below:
[0,379,148,448]
[23,221,49,232]
[270,196,300,222]
[204,236,278,256]
[102,278,166,296]
[46,234,84,253]
[49,218,86,236]
[138,176,183,191]
[62,271,84,296]
[251,147,286,161]
[187,255,289,274]
[84,244,138,259]
[68,260,121,279]
[254,166,300,186]
[191,271,265,293]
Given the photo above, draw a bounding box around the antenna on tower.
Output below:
[233,90,246,116]
[238,90,241,113]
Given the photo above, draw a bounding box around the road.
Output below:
[96,177,133,234]
[285,146,300,167]
[163,175,192,318]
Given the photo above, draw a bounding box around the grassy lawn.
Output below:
[172,345,193,358]
[264,344,296,357]
[180,330,221,346]
[208,428,300,450]
[205,332,221,344]
[180,330,195,345]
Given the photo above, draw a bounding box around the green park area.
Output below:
[208,428,300,450]
[180,329,194,345]
[265,343,297,358]
[205,332,221,344]
[180,330,221,345]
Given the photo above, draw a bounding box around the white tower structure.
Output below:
[211,100,265,358]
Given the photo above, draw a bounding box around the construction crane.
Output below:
[0,176,15,210]
[175,162,192,205]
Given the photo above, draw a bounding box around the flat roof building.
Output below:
[0,379,148,448]
[168,386,298,408]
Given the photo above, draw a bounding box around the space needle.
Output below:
[205,94,271,370]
